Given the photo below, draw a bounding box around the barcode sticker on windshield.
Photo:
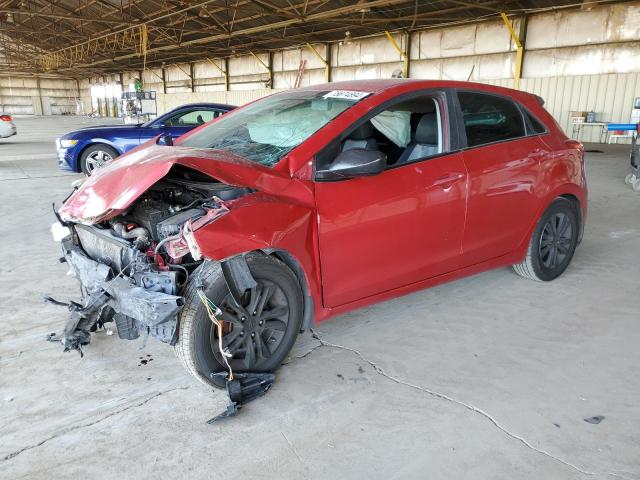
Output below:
[323,90,371,101]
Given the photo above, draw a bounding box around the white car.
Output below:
[0,113,17,138]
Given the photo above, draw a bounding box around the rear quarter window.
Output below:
[457,91,526,147]
[523,108,547,135]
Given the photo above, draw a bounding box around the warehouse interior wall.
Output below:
[5,1,640,144]
[0,76,80,115]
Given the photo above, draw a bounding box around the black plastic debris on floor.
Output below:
[208,372,275,424]
[138,354,153,366]
[584,415,605,424]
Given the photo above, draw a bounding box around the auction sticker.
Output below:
[323,90,371,101]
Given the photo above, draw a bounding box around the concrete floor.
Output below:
[1,116,639,480]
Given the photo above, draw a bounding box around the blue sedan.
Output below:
[57,102,235,174]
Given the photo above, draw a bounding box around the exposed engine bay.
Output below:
[49,166,251,353]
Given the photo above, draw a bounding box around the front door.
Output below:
[316,152,468,308]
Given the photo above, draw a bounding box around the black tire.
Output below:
[513,197,579,281]
[80,144,119,175]
[174,254,303,388]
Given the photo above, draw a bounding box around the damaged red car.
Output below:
[51,79,587,388]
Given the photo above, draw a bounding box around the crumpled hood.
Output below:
[59,145,313,223]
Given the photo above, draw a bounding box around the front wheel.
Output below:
[513,197,580,281]
[80,144,118,175]
[175,255,304,388]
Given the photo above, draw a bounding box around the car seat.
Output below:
[396,113,439,164]
[342,121,378,151]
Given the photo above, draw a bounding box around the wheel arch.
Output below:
[191,193,322,321]
[223,249,315,332]
[516,184,587,260]
[78,140,122,161]
[559,193,584,243]
[263,249,315,332]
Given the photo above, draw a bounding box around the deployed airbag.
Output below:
[371,110,411,148]
[248,103,346,148]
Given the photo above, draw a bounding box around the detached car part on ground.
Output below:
[49,79,587,418]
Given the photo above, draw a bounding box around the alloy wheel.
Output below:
[85,150,113,173]
[210,280,290,370]
[539,212,573,269]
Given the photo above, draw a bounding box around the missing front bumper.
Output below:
[48,239,184,354]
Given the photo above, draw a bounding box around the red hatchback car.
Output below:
[52,79,586,387]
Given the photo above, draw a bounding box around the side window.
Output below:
[457,92,525,147]
[166,109,219,126]
[317,95,445,171]
[523,109,547,135]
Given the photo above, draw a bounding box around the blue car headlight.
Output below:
[59,139,79,148]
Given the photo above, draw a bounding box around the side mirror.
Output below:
[157,134,173,146]
[316,149,387,181]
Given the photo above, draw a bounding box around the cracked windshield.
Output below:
[178,90,370,166]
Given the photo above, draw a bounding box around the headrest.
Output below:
[415,113,438,144]
[349,121,374,140]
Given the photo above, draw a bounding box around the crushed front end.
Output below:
[49,167,248,354]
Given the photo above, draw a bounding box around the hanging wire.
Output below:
[140,24,148,86]
[197,290,234,381]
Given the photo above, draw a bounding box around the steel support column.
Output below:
[385,30,409,78]
[250,51,272,89]
[306,43,331,83]
[206,57,228,91]
[500,12,526,90]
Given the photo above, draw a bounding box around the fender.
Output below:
[514,182,587,261]
[87,137,122,153]
[192,192,323,316]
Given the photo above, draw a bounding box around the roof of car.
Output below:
[170,102,235,110]
[302,79,414,93]
[302,78,527,96]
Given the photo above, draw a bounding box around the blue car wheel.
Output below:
[80,144,119,175]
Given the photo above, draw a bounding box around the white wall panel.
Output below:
[155,88,281,113]
[0,75,79,115]
[519,73,640,143]
[441,24,477,57]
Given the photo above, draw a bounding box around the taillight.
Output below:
[0,114,12,122]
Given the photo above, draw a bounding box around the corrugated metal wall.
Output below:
[0,77,79,115]
[155,89,280,113]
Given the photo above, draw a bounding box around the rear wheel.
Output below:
[513,197,579,281]
[80,144,118,175]
[175,254,303,388]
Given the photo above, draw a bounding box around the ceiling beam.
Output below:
[0,7,136,26]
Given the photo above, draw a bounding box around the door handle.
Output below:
[529,148,547,157]
[433,172,464,188]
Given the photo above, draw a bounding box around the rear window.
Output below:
[457,92,525,147]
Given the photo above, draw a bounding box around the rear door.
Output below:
[455,90,549,265]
